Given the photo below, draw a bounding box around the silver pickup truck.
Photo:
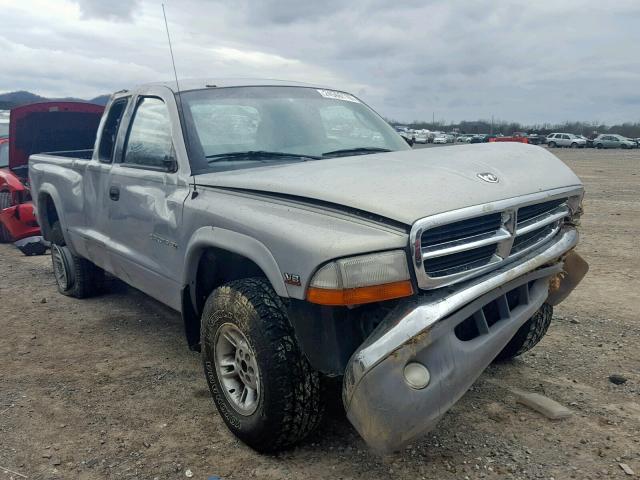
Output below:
[29,79,588,453]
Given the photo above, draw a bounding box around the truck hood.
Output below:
[194,143,582,226]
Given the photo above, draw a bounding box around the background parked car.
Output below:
[546,133,586,148]
[414,131,429,144]
[456,134,475,143]
[0,102,104,254]
[593,134,636,149]
[526,134,545,145]
[433,134,448,144]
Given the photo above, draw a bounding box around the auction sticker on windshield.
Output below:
[316,89,360,103]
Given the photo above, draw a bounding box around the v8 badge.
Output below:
[283,273,301,286]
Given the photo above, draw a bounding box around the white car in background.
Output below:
[546,133,586,148]
[414,131,429,144]
[433,134,448,144]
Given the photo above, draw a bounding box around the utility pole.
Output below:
[491,115,494,135]
[432,111,435,127]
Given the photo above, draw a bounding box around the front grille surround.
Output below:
[409,187,583,290]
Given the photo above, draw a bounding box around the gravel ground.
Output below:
[1,147,639,480]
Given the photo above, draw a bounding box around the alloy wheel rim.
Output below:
[51,245,69,289]
[214,323,260,416]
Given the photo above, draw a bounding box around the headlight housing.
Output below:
[567,192,585,226]
[307,250,414,306]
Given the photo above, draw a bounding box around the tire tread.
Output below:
[495,303,553,361]
[202,277,323,453]
[0,192,13,242]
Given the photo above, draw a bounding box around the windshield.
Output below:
[180,86,410,174]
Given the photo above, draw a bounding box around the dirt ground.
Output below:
[1,147,639,480]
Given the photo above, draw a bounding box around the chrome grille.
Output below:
[410,189,582,289]
[421,213,503,249]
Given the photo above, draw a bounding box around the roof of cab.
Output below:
[144,78,331,93]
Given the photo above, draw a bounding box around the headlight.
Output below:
[307,250,414,306]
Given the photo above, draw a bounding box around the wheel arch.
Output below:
[181,227,288,350]
[36,186,66,244]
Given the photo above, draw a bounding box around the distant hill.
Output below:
[0,90,109,110]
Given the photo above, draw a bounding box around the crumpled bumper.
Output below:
[343,228,583,452]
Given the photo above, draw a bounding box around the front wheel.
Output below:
[494,303,553,361]
[596,143,603,149]
[571,142,578,148]
[548,141,556,148]
[201,278,323,453]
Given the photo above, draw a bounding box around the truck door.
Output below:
[104,95,189,310]
[80,96,130,267]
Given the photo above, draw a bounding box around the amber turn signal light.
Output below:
[307,280,414,306]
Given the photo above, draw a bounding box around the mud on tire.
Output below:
[494,303,553,361]
[201,277,324,453]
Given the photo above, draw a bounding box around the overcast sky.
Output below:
[1,0,639,124]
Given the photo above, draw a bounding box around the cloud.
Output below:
[0,0,639,124]
[75,0,142,21]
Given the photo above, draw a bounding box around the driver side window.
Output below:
[123,97,174,170]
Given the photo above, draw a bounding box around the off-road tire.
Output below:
[494,303,553,361]
[0,191,13,242]
[50,221,104,298]
[201,277,324,453]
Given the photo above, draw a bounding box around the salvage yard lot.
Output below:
[1,147,639,480]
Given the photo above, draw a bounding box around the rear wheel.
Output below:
[201,277,324,453]
[494,303,553,361]
[50,221,104,298]
[0,191,13,243]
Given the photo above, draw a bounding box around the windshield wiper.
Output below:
[321,147,391,157]
[206,150,320,163]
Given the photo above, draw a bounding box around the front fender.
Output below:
[183,226,288,307]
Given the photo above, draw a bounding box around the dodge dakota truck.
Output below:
[29,79,588,453]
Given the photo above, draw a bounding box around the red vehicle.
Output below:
[0,102,104,254]
[489,133,529,144]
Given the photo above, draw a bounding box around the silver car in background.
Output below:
[593,134,637,149]
[546,133,587,148]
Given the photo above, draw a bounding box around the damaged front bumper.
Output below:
[343,227,585,452]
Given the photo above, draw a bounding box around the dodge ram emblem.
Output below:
[477,172,499,183]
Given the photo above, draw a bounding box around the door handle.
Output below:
[109,186,120,201]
